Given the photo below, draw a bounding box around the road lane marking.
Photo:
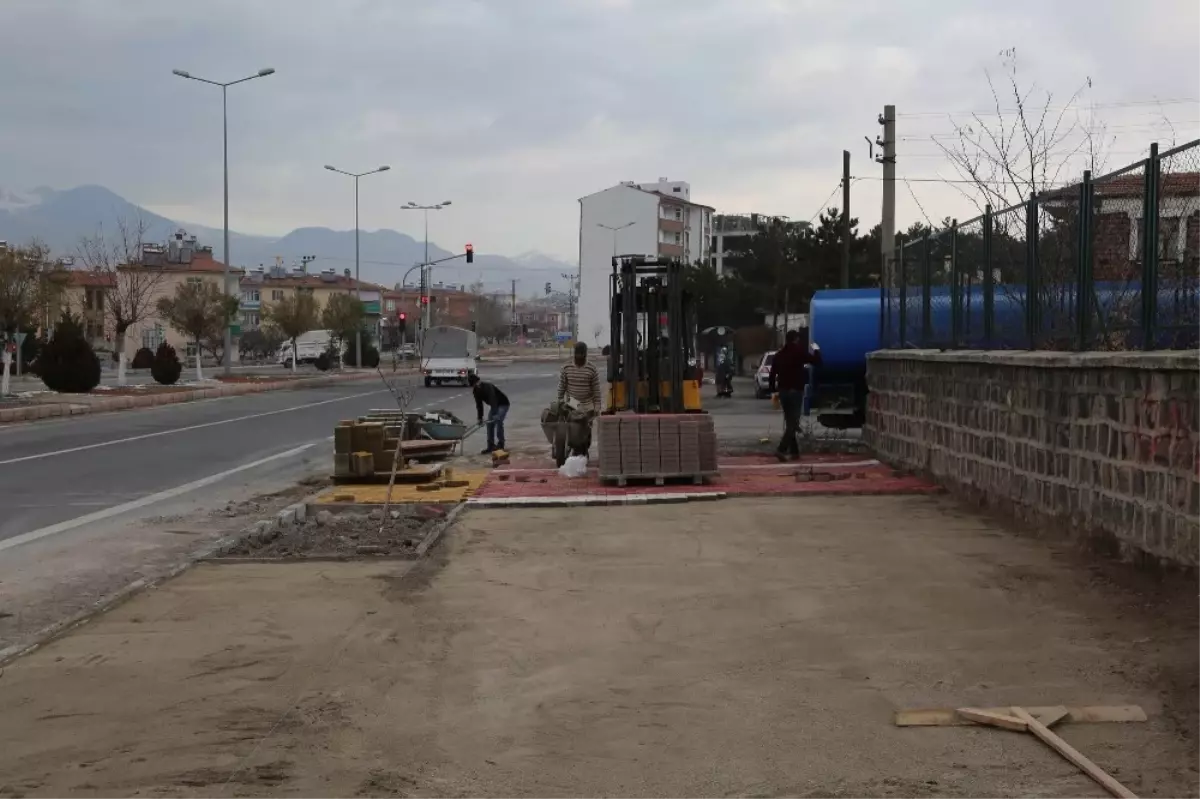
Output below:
[0,440,325,553]
[0,388,386,466]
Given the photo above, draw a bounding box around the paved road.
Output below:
[0,367,560,544]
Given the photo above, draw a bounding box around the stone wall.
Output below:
[864,349,1199,567]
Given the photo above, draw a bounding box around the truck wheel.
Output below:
[424,377,432,387]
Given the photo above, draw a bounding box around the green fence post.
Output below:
[921,232,932,347]
[1025,193,1040,348]
[1075,170,1094,350]
[983,205,994,347]
[1142,143,1160,350]
[949,220,961,347]
[897,242,906,347]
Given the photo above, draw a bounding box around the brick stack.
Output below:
[596,413,718,483]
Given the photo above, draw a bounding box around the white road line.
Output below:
[0,440,325,553]
[0,388,386,466]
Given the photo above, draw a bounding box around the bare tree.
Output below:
[78,217,165,385]
[263,292,319,374]
[156,282,238,381]
[933,48,1114,213]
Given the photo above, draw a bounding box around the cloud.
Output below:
[0,0,1195,261]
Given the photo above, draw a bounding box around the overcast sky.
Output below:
[1,0,1196,261]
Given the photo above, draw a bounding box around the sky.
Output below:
[0,0,1196,262]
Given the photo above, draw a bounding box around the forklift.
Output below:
[604,254,704,414]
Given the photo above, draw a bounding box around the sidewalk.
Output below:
[0,497,1193,797]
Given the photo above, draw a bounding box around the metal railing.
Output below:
[881,139,1199,351]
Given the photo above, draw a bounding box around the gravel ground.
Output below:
[224,506,440,559]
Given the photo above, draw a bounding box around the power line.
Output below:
[806,181,845,225]
[896,97,1198,119]
[903,180,935,227]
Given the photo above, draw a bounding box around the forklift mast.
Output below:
[606,255,698,413]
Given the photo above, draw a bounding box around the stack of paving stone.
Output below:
[334,419,387,479]
[596,413,718,485]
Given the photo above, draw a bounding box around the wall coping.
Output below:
[868,348,1199,371]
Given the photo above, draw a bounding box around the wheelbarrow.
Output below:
[541,402,593,467]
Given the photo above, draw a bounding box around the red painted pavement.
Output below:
[476,453,940,500]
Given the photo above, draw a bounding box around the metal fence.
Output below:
[881,139,1199,351]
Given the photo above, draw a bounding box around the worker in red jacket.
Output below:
[768,329,822,461]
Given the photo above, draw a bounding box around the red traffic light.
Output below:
[420,295,429,305]
[465,243,474,264]
[398,312,406,320]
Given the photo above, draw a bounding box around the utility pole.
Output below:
[510,278,518,340]
[878,105,897,291]
[841,149,851,289]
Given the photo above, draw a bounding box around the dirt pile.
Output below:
[227,506,439,559]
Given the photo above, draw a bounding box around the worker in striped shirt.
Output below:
[556,342,602,457]
[557,342,602,413]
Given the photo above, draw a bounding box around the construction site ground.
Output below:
[0,494,1196,798]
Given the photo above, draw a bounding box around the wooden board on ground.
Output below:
[895,704,1146,727]
[602,471,718,487]
[1009,707,1137,799]
[333,462,445,485]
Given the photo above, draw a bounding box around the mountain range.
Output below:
[0,184,573,293]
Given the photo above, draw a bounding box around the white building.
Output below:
[577,178,713,349]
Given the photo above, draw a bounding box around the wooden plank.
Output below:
[895,705,1146,727]
[956,707,1028,732]
[1010,707,1137,799]
[1036,705,1070,728]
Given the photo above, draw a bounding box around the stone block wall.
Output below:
[864,349,1199,567]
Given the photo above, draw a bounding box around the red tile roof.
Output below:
[1093,171,1199,199]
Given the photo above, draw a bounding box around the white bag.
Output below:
[558,454,588,478]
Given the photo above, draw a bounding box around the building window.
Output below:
[271,289,284,301]
[674,232,681,244]
[186,277,203,285]
[674,208,682,221]
[243,289,260,302]
[141,324,164,351]
[85,320,102,340]
[185,342,198,359]
[241,312,260,329]
[84,287,105,311]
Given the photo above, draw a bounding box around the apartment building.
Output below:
[577,177,713,348]
[710,213,810,276]
[240,265,383,337]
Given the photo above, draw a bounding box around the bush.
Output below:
[38,313,101,393]
[150,342,182,385]
[343,338,381,369]
[314,350,332,372]
[130,347,155,370]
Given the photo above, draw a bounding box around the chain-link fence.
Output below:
[880,139,1199,352]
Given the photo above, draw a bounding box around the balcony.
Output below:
[657,242,684,258]
[658,218,684,234]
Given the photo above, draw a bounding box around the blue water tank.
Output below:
[808,288,881,375]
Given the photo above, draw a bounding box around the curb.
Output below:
[0,371,388,425]
[464,491,727,508]
[0,493,318,668]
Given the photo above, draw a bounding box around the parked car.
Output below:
[754,352,775,399]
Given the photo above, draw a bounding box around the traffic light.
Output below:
[420,295,429,305]
[522,323,528,335]
[397,312,406,335]
[470,321,477,332]
[465,243,474,264]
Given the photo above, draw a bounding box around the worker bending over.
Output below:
[468,374,510,455]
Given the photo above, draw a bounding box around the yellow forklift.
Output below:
[605,255,704,413]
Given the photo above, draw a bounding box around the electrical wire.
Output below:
[895,97,1198,118]
[903,180,935,227]
[806,181,847,225]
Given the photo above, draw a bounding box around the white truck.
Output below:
[278,329,333,369]
[420,325,479,387]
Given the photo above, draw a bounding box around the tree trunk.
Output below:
[115,333,127,387]
[1,348,11,397]
[291,337,298,374]
[194,338,204,382]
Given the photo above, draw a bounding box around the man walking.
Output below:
[768,330,822,462]
[556,342,602,455]
[469,374,510,454]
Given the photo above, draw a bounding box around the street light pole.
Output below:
[325,164,391,366]
[401,201,452,335]
[173,67,275,377]
[597,221,636,260]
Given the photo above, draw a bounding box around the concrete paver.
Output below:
[0,496,1193,797]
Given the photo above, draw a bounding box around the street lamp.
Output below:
[401,201,452,334]
[324,164,391,367]
[172,67,275,376]
[597,221,636,258]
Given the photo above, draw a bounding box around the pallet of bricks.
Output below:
[332,416,454,481]
[596,413,718,486]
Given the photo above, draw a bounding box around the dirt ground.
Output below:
[0,495,1195,798]
[223,507,435,559]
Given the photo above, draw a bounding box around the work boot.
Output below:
[481,446,495,455]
